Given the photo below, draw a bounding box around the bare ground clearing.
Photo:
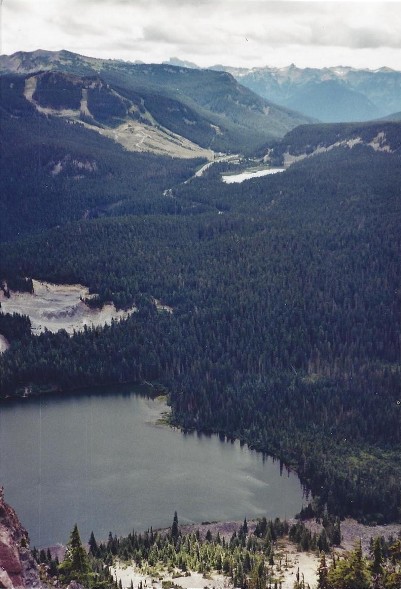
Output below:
[0,280,136,335]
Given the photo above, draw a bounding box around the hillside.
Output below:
[215,64,401,123]
[0,50,311,155]
[0,488,47,589]
[262,120,401,164]
[1,128,400,523]
[0,86,204,241]
[1,46,400,529]
[381,111,401,121]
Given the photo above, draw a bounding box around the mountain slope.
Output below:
[381,111,401,121]
[1,70,214,160]
[264,120,401,165]
[0,50,312,155]
[1,142,400,523]
[0,488,48,589]
[0,77,204,241]
[283,80,379,122]
[219,64,401,123]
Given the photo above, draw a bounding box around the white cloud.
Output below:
[1,0,400,70]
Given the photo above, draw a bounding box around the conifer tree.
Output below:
[317,529,330,553]
[317,553,329,589]
[171,511,179,544]
[370,537,384,577]
[89,530,99,557]
[59,523,91,587]
[327,540,371,589]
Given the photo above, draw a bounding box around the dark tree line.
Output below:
[1,138,400,523]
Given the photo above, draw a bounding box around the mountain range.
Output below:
[0,50,311,158]
[223,64,401,123]
[165,58,401,124]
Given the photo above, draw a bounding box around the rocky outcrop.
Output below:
[0,487,48,589]
[66,582,86,589]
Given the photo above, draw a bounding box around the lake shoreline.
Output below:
[221,166,285,183]
[0,378,165,404]
[1,389,304,547]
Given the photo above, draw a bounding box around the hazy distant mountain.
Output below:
[217,64,401,123]
[0,50,311,156]
[163,57,200,69]
[380,111,401,121]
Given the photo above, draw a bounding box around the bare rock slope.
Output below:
[0,487,48,589]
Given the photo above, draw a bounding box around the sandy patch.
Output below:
[110,563,154,589]
[0,334,10,354]
[178,520,251,542]
[292,518,401,554]
[171,572,231,589]
[24,76,81,118]
[23,76,213,160]
[274,540,318,589]
[282,134,394,166]
[369,132,392,152]
[154,299,173,314]
[111,563,232,589]
[80,88,92,118]
[110,544,317,589]
[98,121,214,160]
[0,280,137,335]
[331,518,401,553]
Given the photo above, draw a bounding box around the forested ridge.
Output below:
[0,101,204,241]
[0,111,400,524]
[0,58,310,163]
[262,120,401,164]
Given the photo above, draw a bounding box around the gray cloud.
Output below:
[347,27,401,49]
[2,0,28,12]
[49,14,105,38]
[2,0,401,69]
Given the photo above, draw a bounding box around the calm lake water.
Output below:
[222,167,285,184]
[0,390,304,547]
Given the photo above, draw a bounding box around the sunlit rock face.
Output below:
[0,487,48,589]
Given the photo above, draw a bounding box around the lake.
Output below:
[222,167,285,184]
[0,390,304,547]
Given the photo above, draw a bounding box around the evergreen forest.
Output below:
[0,85,400,529]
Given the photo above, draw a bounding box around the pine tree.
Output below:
[317,553,329,589]
[331,518,341,546]
[327,540,371,589]
[317,529,330,553]
[370,537,384,577]
[243,518,248,535]
[89,530,99,557]
[171,511,179,544]
[59,523,91,587]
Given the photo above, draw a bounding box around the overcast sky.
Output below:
[1,0,401,70]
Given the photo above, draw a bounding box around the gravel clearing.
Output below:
[110,563,232,589]
[0,334,10,353]
[0,280,136,335]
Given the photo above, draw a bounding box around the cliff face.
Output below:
[0,487,47,589]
